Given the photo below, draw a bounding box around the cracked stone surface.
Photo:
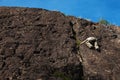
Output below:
[0,7,120,80]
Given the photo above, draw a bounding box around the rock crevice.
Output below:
[0,7,120,80]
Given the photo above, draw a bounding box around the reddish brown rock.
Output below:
[0,7,120,80]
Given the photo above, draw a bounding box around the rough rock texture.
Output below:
[0,7,120,80]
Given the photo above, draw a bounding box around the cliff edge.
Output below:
[0,7,120,80]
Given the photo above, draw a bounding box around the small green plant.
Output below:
[76,39,81,46]
[99,18,110,26]
[53,71,71,80]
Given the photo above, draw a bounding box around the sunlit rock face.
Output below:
[0,7,120,80]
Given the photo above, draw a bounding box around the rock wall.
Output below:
[0,7,120,80]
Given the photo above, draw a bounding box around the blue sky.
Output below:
[0,0,120,26]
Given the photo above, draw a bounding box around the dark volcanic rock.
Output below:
[0,7,120,80]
